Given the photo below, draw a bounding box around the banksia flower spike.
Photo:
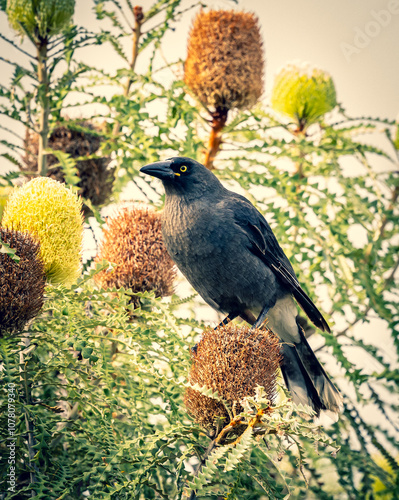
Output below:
[184,10,264,169]
[2,177,83,285]
[0,186,13,223]
[6,0,75,40]
[24,122,114,215]
[184,323,282,430]
[94,207,176,307]
[0,228,45,336]
[271,61,337,132]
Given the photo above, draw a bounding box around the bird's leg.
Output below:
[251,306,270,330]
[191,312,239,355]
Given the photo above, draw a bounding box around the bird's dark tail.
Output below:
[280,343,325,415]
[280,320,343,416]
[295,319,343,414]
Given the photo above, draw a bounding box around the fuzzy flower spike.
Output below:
[271,61,337,131]
[2,177,83,285]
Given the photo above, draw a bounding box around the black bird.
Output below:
[141,156,342,417]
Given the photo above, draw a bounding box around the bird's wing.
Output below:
[230,195,330,333]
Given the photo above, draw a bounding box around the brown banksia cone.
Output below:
[0,227,45,336]
[94,207,176,307]
[184,9,264,169]
[184,323,282,429]
[23,121,114,215]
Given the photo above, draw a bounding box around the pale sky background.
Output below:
[0,0,398,429]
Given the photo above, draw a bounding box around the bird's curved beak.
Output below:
[140,160,175,181]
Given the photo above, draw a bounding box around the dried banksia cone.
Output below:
[94,207,176,306]
[24,122,114,215]
[0,227,45,336]
[184,9,264,169]
[2,177,83,285]
[184,324,282,429]
[6,0,74,40]
[271,62,337,131]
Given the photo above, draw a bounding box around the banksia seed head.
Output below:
[184,9,264,112]
[0,227,45,336]
[7,0,74,40]
[24,122,114,214]
[271,62,337,129]
[2,177,83,285]
[184,324,282,429]
[94,207,175,305]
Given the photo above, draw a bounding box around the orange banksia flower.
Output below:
[94,207,176,306]
[185,323,282,429]
[0,227,45,336]
[185,9,264,169]
[185,9,264,112]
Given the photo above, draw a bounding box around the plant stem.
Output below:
[36,39,49,176]
[112,6,144,137]
[204,107,229,170]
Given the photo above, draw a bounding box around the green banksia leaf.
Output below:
[2,177,83,285]
[94,207,176,306]
[0,227,45,336]
[6,0,75,40]
[184,324,281,429]
[184,9,264,112]
[271,61,337,129]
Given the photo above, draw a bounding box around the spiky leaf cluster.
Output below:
[94,207,176,304]
[0,227,45,335]
[184,9,264,112]
[271,61,337,128]
[6,0,74,40]
[2,177,83,285]
[185,323,282,429]
[24,123,114,213]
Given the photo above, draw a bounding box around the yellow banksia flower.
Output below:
[393,122,399,150]
[184,9,264,112]
[0,186,13,223]
[6,0,75,39]
[184,324,282,429]
[271,62,337,129]
[0,227,45,336]
[94,207,175,306]
[2,177,83,285]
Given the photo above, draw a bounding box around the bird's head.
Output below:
[140,157,221,197]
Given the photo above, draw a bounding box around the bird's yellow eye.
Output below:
[180,165,188,173]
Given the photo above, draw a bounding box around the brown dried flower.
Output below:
[23,121,114,214]
[184,323,282,429]
[184,9,264,113]
[94,207,176,306]
[0,227,45,336]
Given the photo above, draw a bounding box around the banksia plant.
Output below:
[2,177,83,285]
[271,61,337,132]
[94,207,175,307]
[184,323,282,430]
[6,0,74,40]
[184,9,264,169]
[0,227,45,336]
[24,122,114,214]
[6,0,75,176]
